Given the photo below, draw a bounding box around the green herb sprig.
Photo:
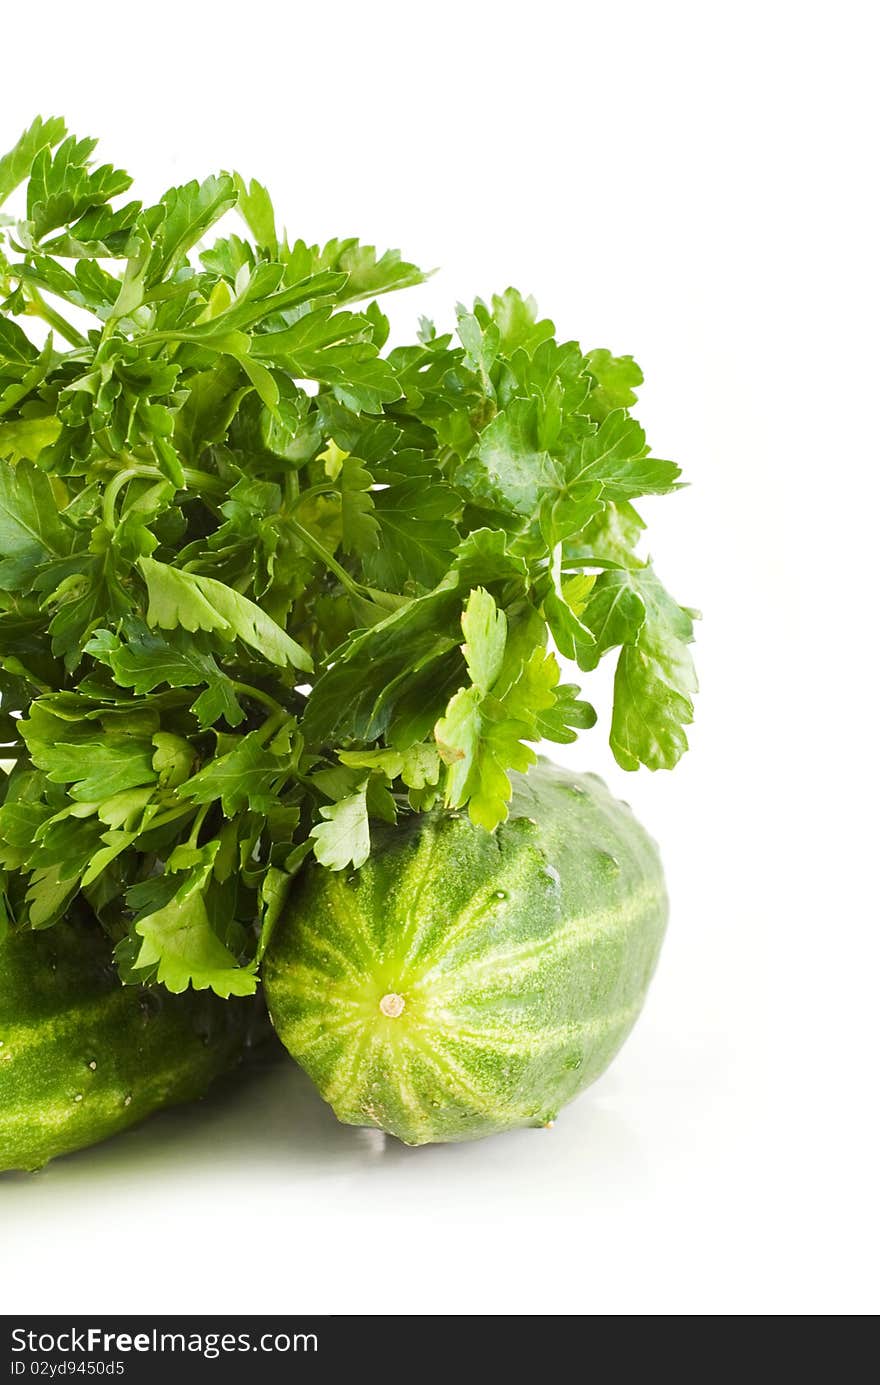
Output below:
[0,117,696,995]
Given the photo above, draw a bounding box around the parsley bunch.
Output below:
[0,118,696,997]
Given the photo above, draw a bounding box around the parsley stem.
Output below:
[232,682,287,718]
[102,463,228,527]
[187,803,212,848]
[182,468,227,496]
[261,709,288,739]
[295,482,341,505]
[102,466,160,528]
[551,543,563,588]
[140,804,198,834]
[286,517,366,598]
[24,289,88,349]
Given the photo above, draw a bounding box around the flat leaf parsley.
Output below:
[0,117,697,994]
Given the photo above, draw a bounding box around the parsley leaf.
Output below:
[133,875,258,998]
[607,568,698,771]
[0,459,69,588]
[364,477,460,589]
[179,731,292,817]
[310,787,371,871]
[0,116,67,207]
[435,590,560,830]
[85,620,245,728]
[139,557,313,672]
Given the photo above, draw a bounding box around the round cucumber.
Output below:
[264,760,668,1145]
[0,919,253,1172]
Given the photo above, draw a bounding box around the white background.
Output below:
[2,0,878,1316]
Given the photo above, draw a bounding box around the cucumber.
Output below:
[0,918,253,1172]
[264,760,668,1145]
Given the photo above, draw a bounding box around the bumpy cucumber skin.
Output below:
[265,760,668,1145]
[0,921,252,1172]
